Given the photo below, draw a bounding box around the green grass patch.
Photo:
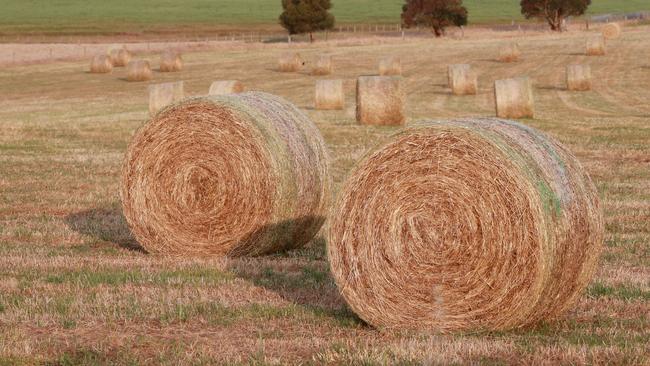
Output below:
[43,267,233,287]
[587,282,650,301]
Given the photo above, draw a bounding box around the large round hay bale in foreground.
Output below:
[121,92,331,257]
[126,60,153,82]
[328,118,604,332]
[315,79,345,110]
[494,77,534,119]
[208,80,245,95]
[356,76,405,125]
[278,52,303,72]
[378,57,402,76]
[312,55,332,75]
[602,23,621,39]
[566,64,592,91]
[89,55,113,74]
[448,64,477,95]
[586,37,606,56]
[160,51,183,72]
[149,81,184,116]
[109,48,132,67]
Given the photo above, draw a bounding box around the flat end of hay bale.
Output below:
[356,76,405,126]
[315,79,345,110]
[602,22,621,39]
[494,77,534,119]
[586,37,606,56]
[449,64,478,95]
[566,65,592,91]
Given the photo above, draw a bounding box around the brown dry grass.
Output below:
[0,26,648,365]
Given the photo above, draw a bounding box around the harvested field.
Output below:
[0,25,648,364]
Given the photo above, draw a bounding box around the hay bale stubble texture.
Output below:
[109,48,132,67]
[121,92,331,257]
[602,23,621,39]
[586,37,606,56]
[278,52,303,72]
[160,51,183,72]
[356,76,405,126]
[498,43,521,62]
[315,80,345,110]
[448,64,478,95]
[566,65,592,91]
[89,55,113,74]
[378,57,402,76]
[208,80,245,95]
[494,77,534,119]
[126,60,153,82]
[328,118,604,332]
[149,81,185,116]
[312,55,332,75]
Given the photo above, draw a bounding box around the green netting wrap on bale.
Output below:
[121,92,331,257]
[328,118,604,332]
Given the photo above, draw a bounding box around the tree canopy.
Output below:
[401,0,468,37]
[521,0,591,31]
[279,0,335,41]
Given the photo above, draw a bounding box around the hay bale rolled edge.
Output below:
[109,48,132,67]
[449,64,478,95]
[315,79,345,110]
[494,77,534,119]
[208,80,245,95]
[121,91,332,257]
[278,52,303,72]
[378,57,402,76]
[566,64,592,91]
[149,81,185,116]
[312,55,332,75]
[356,76,405,126]
[90,54,113,73]
[602,22,621,39]
[328,117,603,332]
[126,60,153,82]
[160,51,183,72]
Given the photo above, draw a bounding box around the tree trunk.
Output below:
[309,32,314,43]
[433,26,443,37]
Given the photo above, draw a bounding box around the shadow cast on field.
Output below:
[537,85,566,91]
[64,205,144,252]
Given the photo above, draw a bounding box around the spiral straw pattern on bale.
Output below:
[328,118,604,332]
[602,23,621,40]
[109,48,132,67]
[121,92,331,257]
[89,55,113,74]
[160,51,183,72]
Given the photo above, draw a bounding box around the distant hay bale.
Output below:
[498,43,521,62]
[494,77,534,119]
[109,48,132,67]
[448,64,478,95]
[586,37,606,56]
[315,80,344,110]
[278,52,303,72]
[89,55,113,74]
[149,81,184,116]
[121,92,331,257]
[160,51,183,72]
[208,80,245,95]
[356,76,405,126]
[378,57,402,76]
[328,117,604,332]
[602,23,621,39]
[312,55,332,75]
[566,65,592,91]
[126,60,153,82]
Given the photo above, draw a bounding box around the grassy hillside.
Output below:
[1,0,648,36]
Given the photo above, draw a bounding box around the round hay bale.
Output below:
[602,22,621,39]
[566,64,592,92]
[448,64,478,95]
[121,92,331,257]
[494,77,534,119]
[126,60,153,82]
[109,48,132,67]
[89,54,113,74]
[278,52,303,72]
[312,55,332,75]
[378,57,402,76]
[328,117,604,332]
[315,79,344,110]
[160,51,183,72]
[149,81,185,116]
[498,43,521,62]
[208,80,245,95]
[586,37,606,56]
[356,76,405,126]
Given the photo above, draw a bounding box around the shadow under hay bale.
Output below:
[378,56,402,76]
[356,76,405,126]
[278,52,303,72]
[498,43,521,62]
[328,118,604,332]
[312,55,332,75]
[64,205,143,252]
[121,92,331,257]
[566,64,592,91]
[109,48,132,67]
[159,50,183,72]
[208,80,245,95]
[126,60,153,82]
[586,37,606,56]
[494,77,534,119]
[448,64,478,95]
[149,81,184,116]
[89,55,113,74]
[315,79,345,110]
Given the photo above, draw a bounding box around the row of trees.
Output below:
[279,0,592,40]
